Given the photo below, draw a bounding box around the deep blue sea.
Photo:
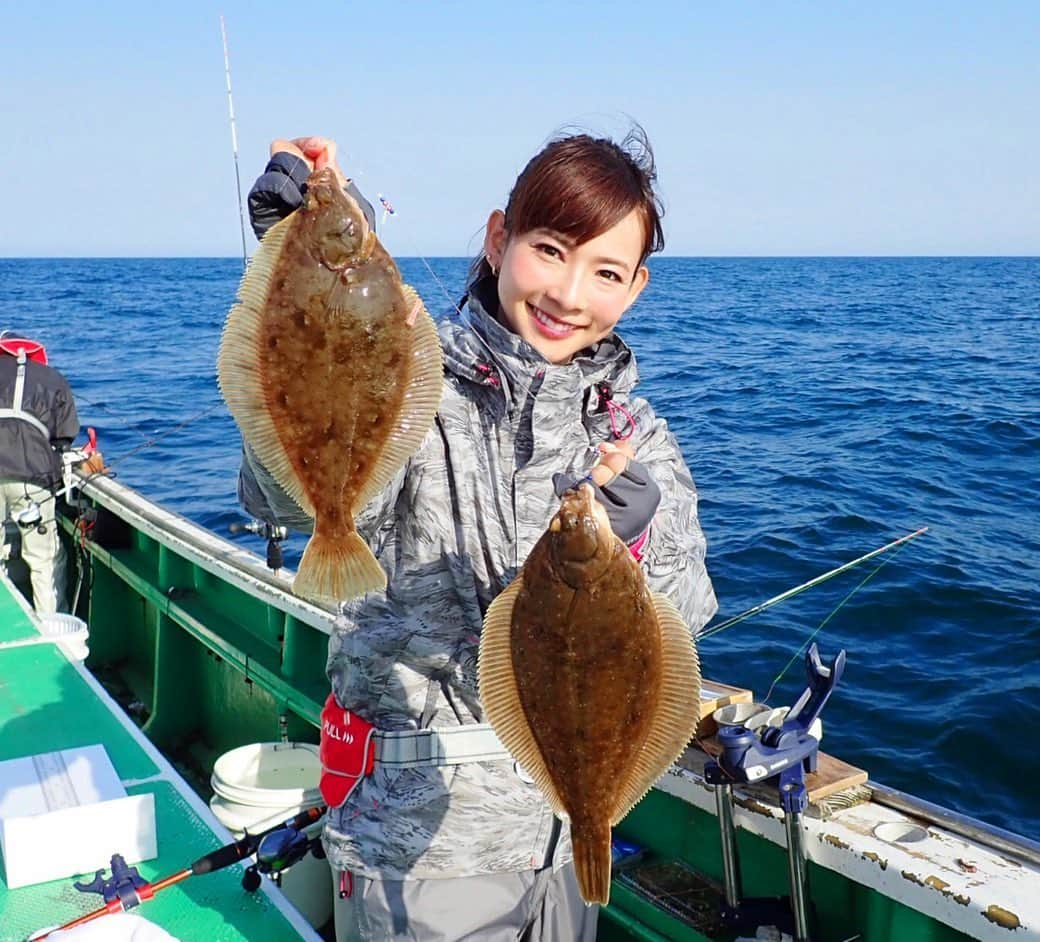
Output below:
[2,256,1037,839]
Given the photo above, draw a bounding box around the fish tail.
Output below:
[293,530,386,601]
[572,827,612,905]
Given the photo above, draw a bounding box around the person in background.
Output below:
[0,331,79,614]
[238,129,716,941]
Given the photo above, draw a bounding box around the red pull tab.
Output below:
[319,694,377,808]
[84,426,98,456]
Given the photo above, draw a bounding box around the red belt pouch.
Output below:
[319,693,377,808]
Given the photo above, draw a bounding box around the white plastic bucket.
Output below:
[38,613,89,661]
[209,742,331,929]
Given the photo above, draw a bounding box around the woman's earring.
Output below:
[486,254,497,277]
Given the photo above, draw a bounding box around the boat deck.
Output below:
[0,572,319,942]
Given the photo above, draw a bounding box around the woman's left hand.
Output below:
[590,440,634,487]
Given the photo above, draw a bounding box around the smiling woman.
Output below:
[235,123,716,942]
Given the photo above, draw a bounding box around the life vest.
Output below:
[0,337,51,438]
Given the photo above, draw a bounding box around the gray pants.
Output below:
[0,480,68,614]
[332,861,598,942]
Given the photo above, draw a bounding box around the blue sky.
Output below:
[3,2,1037,257]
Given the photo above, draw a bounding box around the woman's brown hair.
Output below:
[471,124,665,286]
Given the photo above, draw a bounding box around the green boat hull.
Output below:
[6,473,1030,941]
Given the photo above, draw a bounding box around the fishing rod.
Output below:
[220,14,249,269]
[698,526,929,641]
[4,398,226,523]
[30,805,326,940]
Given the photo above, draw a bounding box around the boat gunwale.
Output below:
[72,471,338,633]
[660,752,1039,941]
[868,780,1040,870]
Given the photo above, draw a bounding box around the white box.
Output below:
[0,744,156,888]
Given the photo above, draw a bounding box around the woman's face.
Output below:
[484,209,649,364]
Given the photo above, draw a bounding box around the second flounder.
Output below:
[217,167,443,602]
[479,484,702,905]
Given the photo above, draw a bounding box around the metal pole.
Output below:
[714,781,743,912]
[784,808,811,942]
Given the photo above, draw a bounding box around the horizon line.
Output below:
[2,254,1039,261]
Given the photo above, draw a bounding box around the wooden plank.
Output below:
[803,751,868,803]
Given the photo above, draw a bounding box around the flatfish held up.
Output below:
[479,484,701,904]
[217,168,443,602]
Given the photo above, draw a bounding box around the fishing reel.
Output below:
[13,501,48,534]
[241,823,325,892]
[229,519,289,572]
[15,501,42,528]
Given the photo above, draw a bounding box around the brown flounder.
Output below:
[479,484,701,904]
[217,167,443,602]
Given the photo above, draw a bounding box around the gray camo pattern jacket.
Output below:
[239,279,717,880]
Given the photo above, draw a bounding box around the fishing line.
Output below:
[416,254,469,318]
[67,389,215,456]
[337,156,542,408]
[11,401,227,523]
[345,175,554,406]
[96,402,226,472]
[697,527,928,642]
[339,159,470,316]
[760,534,917,705]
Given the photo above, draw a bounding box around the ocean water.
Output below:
[2,256,1037,838]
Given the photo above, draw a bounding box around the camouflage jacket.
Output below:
[239,280,717,880]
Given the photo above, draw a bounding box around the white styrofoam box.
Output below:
[0,744,156,888]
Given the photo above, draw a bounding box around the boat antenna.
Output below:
[219,14,249,268]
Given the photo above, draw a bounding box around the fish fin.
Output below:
[609,593,701,825]
[353,284,444,512]
[217,216,315,516]
[572,828,612,905]
[479,577,568,818]
[293,529,386,602]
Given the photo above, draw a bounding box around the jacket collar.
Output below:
[0,333,47,364]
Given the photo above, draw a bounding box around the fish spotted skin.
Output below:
[217,168,443,602]
[479,485,701,904]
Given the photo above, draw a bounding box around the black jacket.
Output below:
[0,355,79,489]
